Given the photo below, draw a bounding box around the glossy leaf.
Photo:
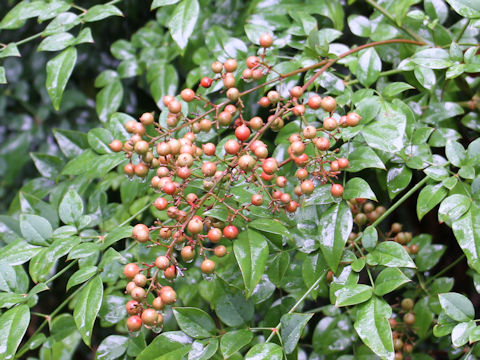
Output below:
[366,241,416,268]
[383,82,414,97]
[152,0,180,9]
[0,304,30,360]
[137,331,192,360]
[173,307,216,339]
[66,266,97,291]
[354,296,394,360]
[188,338,218,360]
[245,343,283,360]
[335,284,373,306]
[417,183,448,220]
[59,189,83,225]
[317,201,353,272]
[168,0,199,50]
[30,153,63,178]
[73,275,104,346]
[220,329,253,358]
[363,226,378,252]
[46,47,77,110]
[215,292,254,327]
[281,313,313,354]
[438,292,474,322]
[451,321,475,347]
[234,229,269,297]
[20,214,52,246]
[387,165,412,199]
[445,0,480,18]
[374,268,410,296]
[438,194,471,223]
[96,80,123,122]
[355,48,381,87]
[452,204,480,273]
[95,335,128,360]
[248,218,291,239]
[343,178,377,201]
[83,4,123,22]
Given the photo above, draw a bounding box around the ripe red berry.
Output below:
[259,33,273,48]
[211,61,223,73]
[294,153,309,166]
[201,259,216,274]
[346,112,361,127]
[262,158,278,175]
[321,96,337,113]
[290,86,304,98]
[132,224,149,243]
[323,117,337,131]
[331,184,344,197]
[314,137,330,151]
[261,171,274,181]
[258,96,270,108]
[235,124,251,141]
[286,200,299,213]
[126,315,142,332]
[214,245,227,257]
[131,287,146,301]
[224,59,238,72]
[208,227,222,243]
[200,77,213,88]
[168,99,182,114]
[180,88,195,102]
[141,308,158,326]
[124,263,140,279]
[308,95,322,109]
[225,139,240,155]
[251,194,264,206]
[164,265,177,280]
[155,255,170,270]
[331,161,340,171]
[246,56,259,69]
[188,218,203,234]
[160,287,177,304]
[338,158,349,169]
[126,300,141,315]
[109,139,123,152]
[223,225,239,239]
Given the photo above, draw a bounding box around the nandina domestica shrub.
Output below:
[0,1,480,359]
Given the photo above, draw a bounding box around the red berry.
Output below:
[338,158,349,169]
[223,225,239,239]
[262,158,278,174]
[126,315,142,332]
[251,194,264,206]
[214,245,227,257]
[258,97,270,108]
[259,33,273,48]
[246,56,259,69]
[290,86,303,98]
[141,309,158,326]
[155,255,170,270]
[225,139,240,155]
[201,259,216,274]
[211,61,223,73]
[208,228,222,243]
[164,265,177,280]
[235,124,251,141]
[308,95,322,109]
[160,287,177,304]
[224,59,238,72]
[331,184,344,197]
[126,300,141,315]
[109,139,123,152]
[180,88,195,102]
[132,224,149,243]
[124,263,140,279]
[346,112,361,127]
[200,77,213,88]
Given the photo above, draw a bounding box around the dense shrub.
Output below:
[0,0,480,359]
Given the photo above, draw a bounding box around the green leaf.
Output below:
[343,178,377,201]
[38,32,74,52]
[335,284,373,307]
[20,214,52,246]
[173,308,216,339]
[248,218,291,239]
[374,268,410,296]
[59,189,83,225]
[168,0,199,50]
[75,27,94,45]
[0,67,6,84]
[280,313,313,354]
[354,296,394,360]
[88,128,114,154]
[318,201,353,272]
[412,48,453,69]
[151,0,180,9]
[148,63,179,109]
[220,329,253,358]
[445,140,466,167]
[53,128,89,158]
[345,146,385,172]
[214,292,254,327]
[267,252,290,287]
[445,0,480,18]
[0,1,45,29]
[469,325,480,343]
[416,183,448,220]
[83,4,123,22]
[0,264,16,292]
[363,226,378,252]
[188,338,218,360]
[0,240,42,266]
[0,43,20,58]
[355,48,381,87]
[452,204,480,273]
[101,226,133,250]
[362,103,406,153]
[452,321,476,347]
[137,332,192,360]
[348,15,371,37]
[74,275,103,346]
[387,165,412,199]
[414,65,436,90]
[46,47,77,110]
[95,335,128,360]
[438,292,474,322]
[414,297,434,339]
[383,82,414,97]
[0,304,30,360]
[66,266,97,291]
[366,241,416,268]
[245,343,283,360]
[68,243,99,260]
[96,80,123,122]
[233,229,269,297]
[30,153,63,178]
[438,194,471,223]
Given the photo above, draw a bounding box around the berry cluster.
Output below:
[389,298,416,360]
[111,34,362,332]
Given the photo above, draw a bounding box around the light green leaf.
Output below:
[151,0,180,9]
[220,329,253,358]
[343,178,377,201]
[366,241,416,268]
[245,343,283,360]
[438,194,471,223]
[46,47,77,110]
[281,313,313,354]
[452,321,476,347]
[335,284,373,307]
[452,204,480,273]
[318,201,353,272]
[74,276,103,346]
[83,4,123,22]
[214,292,254,327]
[96,80,123,122]
[173,308,216,339]
[95,335,128,360]
[445,0,480,18]
[233,229,269,297]
[355,48,381,87]
[416,183,448,220]
[137,331,192,360]
[20,214,52,246]
[387,165,412,199]
[374,268,410,296]
[383,82,414,97]
[354,296,394,360]
[0,305,30,360]
[168,0,199,50]
[438,292,474,322]
[59,189,83,225]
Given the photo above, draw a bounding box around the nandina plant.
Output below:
[0,1,480,360]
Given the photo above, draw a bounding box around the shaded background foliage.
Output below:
[0,0,480,359]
